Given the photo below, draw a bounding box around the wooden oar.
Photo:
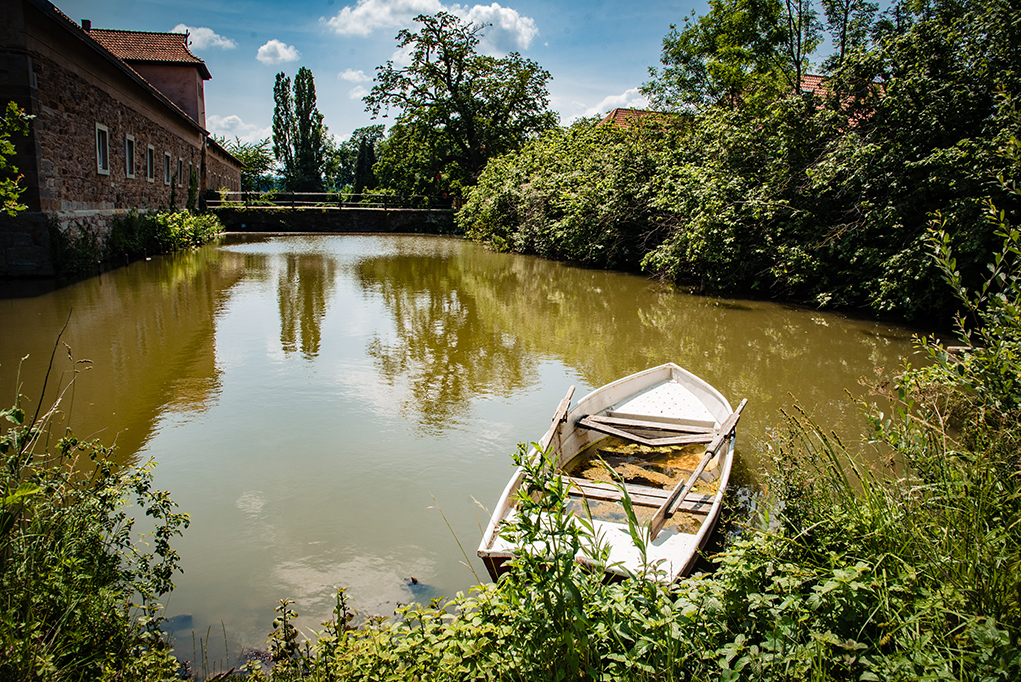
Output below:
[537,385,576,457]
[649,398,748,539]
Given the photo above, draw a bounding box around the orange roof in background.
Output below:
[600,108,670,126]
[90,28,211,79]
[800,74,828,96]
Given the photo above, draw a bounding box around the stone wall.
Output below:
[29,52,201,226]
[213,207,456,234]
[206,143,240,192]
[0,1,242,276]
[0,211,53,277]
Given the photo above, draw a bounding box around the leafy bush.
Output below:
[0,357,189,681]
[105,209,223,262]
[459,117,678,270]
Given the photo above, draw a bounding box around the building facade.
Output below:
[0,0,242,276]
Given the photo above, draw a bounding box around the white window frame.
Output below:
[177,158,184,187]
[96,123,110,175]
[146,145,155,183]
[163,152,171,185]
[124,135,135,179]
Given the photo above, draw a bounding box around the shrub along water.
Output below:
[51,209,224,277]
[247,201,1019,680]
[0,351,189,681]
[459,0,1020,323]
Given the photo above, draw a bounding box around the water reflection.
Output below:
[356,250,538,433]
[0,235,923,670]
[278,254,337,359]
[354,245,920,453]
[0,245,247,462]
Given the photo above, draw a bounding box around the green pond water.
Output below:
[0,233,922,668]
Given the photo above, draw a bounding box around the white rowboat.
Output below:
[478,363,745,583]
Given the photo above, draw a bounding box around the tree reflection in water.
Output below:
[278,253,337,359]
[356,253,537,434]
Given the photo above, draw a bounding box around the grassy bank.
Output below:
[0,351,189,681]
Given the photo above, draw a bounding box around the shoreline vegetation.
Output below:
[458,0,1020,325]
[50,209,226,279]
[2,0,1019,678]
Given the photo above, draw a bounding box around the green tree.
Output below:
[1,101,30,216]
[326,125,384,191]
[820,0,878,69]
[364,12,556,182]
[272,67,327,192]
[220,136,275,191]
[642,0,793,111]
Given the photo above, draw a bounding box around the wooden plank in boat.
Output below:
[575,416,715,447]
[583,414,717,435]
[564,477,714,514]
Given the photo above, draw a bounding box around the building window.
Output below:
[164,152,171,185]
[177,158,184,187]
[124,135,135,178]
[146,145,155,182]
[96,123,110,175]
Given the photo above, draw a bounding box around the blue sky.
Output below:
[56,0,708,144]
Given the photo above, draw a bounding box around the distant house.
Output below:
[600,76,831,129]
[600,108,676,127]
[0,0,242,276]
[799,74,828,97]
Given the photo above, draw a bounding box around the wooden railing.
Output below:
[207,191,458,211]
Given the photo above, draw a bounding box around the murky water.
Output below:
[0,234,921,668]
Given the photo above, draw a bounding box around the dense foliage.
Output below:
[461,0,1020,321]
[365,12,557,192]
[1,358,188,681]
[51,209,224,277]
[220,137,276,192]
[241,189,1020,681]
[326,126,385,194]
[460,117,679,270]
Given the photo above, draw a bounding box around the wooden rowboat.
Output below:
[478,363,746,584]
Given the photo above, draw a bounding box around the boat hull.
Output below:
[478,363,737,584]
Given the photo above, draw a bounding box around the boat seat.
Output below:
[563,476,713,515]
[575,414,716,447]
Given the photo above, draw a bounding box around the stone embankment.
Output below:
[212,207,455,234]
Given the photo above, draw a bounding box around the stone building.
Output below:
[0,0,242,276]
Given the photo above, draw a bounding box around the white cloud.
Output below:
[171,24,237,50]
[339,68,371,82]
[390,43,415,67]
[584,88,649,117]
[325,0,443,36]
[207,114,271,144]
[464,3,538,53]
[256,39,300,65]
[348,85,369,99]
[324,0,538,53]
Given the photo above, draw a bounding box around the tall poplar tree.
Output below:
[272,67,327,192]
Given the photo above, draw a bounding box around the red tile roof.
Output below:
[800,74,828,96]
[90,28,211,79]
[600,108,672,126]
